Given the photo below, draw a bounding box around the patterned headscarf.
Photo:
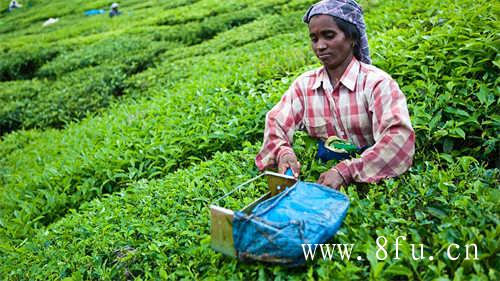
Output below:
[303,0,371,64]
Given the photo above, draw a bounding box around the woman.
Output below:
[8,0,21,11]
[255,0,415,189]
[109,2,121,17]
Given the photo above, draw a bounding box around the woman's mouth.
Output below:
[318,54,332,59]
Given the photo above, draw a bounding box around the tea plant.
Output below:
[0,0,498,279]
[1,144,497,280]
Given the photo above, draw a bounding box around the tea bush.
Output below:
[0,61,151,134]
[36,37,172,79]
[0,34,314,244]
[157,11,305,63]
[152,7,265,45]
[0,1,308,134]
[0,35,178,134]
[0,46,62,81]
[153,0,283,25]
[1,142,497,280]
[0,79,44,134]
[370,0,499,165]
[0,0,498,279]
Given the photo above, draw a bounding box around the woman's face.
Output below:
[308,15,354,71]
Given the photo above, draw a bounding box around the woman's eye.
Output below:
[325,33,335,39]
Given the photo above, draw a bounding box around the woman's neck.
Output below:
[326,54,354,87]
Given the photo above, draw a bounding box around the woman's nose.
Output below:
[316,39,327,50]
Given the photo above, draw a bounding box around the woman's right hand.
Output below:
[278,153,301,178]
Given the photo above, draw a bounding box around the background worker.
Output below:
[8,0,21,11]
[109,2,121,17]
[255,0,415,190]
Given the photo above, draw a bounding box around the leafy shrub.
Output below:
[157,11,306,62]
[0,40,173,134]
[0,80,44,134]
[0,0,498,279]
[0,36,313,244]
[1,143,497,280]
[153,7,264,45]
[0,64,125,134]
[36,37,172,79]
[0,46,62,81]
[155,0,262,25]
[370,0,499,165]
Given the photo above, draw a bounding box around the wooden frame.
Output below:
[209,171,297,257]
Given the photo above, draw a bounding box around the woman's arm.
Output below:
[255,80,305,174]
[333,77,415,185]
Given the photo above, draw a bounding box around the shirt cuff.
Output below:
[334,162,353,186]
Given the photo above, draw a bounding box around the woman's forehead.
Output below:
[308,15,340,32]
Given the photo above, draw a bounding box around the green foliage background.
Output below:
[0,0,498,280]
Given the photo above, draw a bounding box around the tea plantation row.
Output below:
[0,0,498,279]
[0,32,314,242]
[1,140,497,280]
[0,0,311,135]
[0,0,390,244]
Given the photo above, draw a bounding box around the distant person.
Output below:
[109,2,121,17]
[8,0,22,12]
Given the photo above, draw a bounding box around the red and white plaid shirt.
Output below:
[255,57,415,185]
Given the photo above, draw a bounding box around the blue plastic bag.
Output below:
[84,9,105,16]
[232,181,349,266]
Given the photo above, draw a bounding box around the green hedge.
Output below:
[0,80,43,134]
[0,0,498,279]
[0,46,62,81]
[36,37,172,79]
[0,37,176,134]
[157,11,306,63]
[154,0,283,25]
[0,35,313,244]
[153,7,265,45]
[1,142,497,280]
[370,0,499,165]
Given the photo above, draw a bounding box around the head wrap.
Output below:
[303,0,371,64]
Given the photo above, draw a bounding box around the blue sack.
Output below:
[232,180,349,266]
[84,9,105,16]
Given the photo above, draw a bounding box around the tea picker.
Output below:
[109,3,121,18]
[8,0,22,12]
[209,138,358,266]
[255,0,415,191]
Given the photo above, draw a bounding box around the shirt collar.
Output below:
[312,57,360,92]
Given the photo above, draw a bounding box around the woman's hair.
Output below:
[332,16,362,61]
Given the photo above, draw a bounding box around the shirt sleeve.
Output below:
[334,78,415,184]
[255,79,305,171]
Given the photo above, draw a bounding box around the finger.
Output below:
[326,175,341,190]
[325,174,339,190]
[289,160,300,178]
[295,161,302,177]
[317,173,325,184]
[278,162,289,174]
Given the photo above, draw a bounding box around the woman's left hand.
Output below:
[317,168,345,190]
